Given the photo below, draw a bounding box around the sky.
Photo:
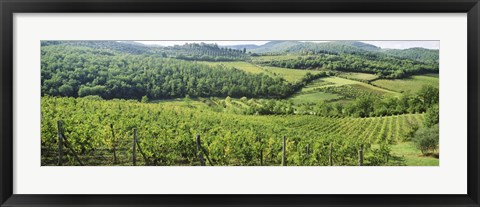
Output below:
[135,40,439,50]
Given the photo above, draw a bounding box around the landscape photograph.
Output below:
[40,40,439,166]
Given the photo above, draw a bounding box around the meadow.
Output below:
[337,72,379,82]
[261,66,323,83]
[371,75,440,94]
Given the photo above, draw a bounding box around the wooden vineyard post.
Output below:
[57,120,63,166]
[196,134,206,166]
[133,128,137,166]
[260,149,263,166]
[110,123,117,164]
[358,145,364,166]
[329,143,333,166]
[282,136,286,166]
[256,137,263,166]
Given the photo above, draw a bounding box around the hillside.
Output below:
[239,40,438,64]
[40,40,440,166]
[383,47,439,63]
[40,44,296,99]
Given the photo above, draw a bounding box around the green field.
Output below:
[290,92,341,104]
[289,76,401,104]
[390,142,439,166]
[321,77,400,95]
[338,72,379,82]
[198,61,266,74]
[198,61,323,84]
[423,73,439,78]
[262,66,323,83]
[371,75,439,94]
[298,79,335,93]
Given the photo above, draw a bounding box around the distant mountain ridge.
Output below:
[42,40,439,63]
[222,40,438,63]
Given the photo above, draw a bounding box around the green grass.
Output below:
[198,61,266,74]
[371,75,439,94]
[290,92,341,104]
[198,61,323,84]
[318,77,400,96]
[423,73,439,78]
[262,66,322,83]
[338,72,378,82]
[299,79,334,93]
[321,76,359,86]
[390,142,439,166]
[289,76,400,104]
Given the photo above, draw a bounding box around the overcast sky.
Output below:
[135,40,439,50]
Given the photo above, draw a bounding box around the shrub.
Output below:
[412,124,439,155]
[141,95,149,103]
[424,104,439,127]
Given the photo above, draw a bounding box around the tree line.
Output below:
[255,54,438,79]
[214,85,438,119]
[171,43,248,61]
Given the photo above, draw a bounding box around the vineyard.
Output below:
[41,96,426,166]
[40,40,439,166]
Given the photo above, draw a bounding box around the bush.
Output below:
[141,95,149,103]
[424,104,439,127]
[412,124,439,155]
[78,85,107,97]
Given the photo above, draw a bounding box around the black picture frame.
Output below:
[1,0,479,206]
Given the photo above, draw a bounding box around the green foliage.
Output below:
[184,94,192,106]
[314,84,384,100]
[417,85,439,109]
[424,104,439,127]
[41,44,294,99]
[43,41,247,61]
[412,124,439,155]
[58,84,74,96]
[353,96,375,117]
[39,41,440,166]
[371,75,439,94]
[255,54,438,79]
[292,85,438,118]
[78,85,107,97]
[337,72,378,82]
[172,42,248,61]
[41,96,427,166]
[365,144,391,166]
[249,41,438,64]
[383,47,439,63]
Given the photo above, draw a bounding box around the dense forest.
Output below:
[41,45,300,99]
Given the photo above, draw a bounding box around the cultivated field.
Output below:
[42,96,431,166]
[371,75,439,94]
